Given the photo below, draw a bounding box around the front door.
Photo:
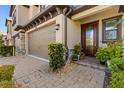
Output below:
[81,21,98,56]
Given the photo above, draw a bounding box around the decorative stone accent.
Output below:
[68,49,74,59]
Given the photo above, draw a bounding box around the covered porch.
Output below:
[67,5,124,59]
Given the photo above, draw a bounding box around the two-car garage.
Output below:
[28,23,56,60]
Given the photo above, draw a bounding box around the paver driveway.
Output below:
[0,56,105,88]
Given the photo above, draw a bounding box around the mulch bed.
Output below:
[103,68,112,88]
[51,63,78,78]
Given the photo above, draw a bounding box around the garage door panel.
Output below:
[28,24,56,59]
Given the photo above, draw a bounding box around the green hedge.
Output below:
[0,65,15,81]
[0,80,16,88]
[110,58,124,72]
[0,46,15,57]
[48,43,66,71]
[112,71,124,88]
[96,47,122,62]
[110,58,124,88]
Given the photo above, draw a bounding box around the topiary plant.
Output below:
[48,43,66,71]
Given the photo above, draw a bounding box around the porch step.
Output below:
[75,61,107,71]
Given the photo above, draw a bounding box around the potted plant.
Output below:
[72,43,82,61]
[96,48,109,65]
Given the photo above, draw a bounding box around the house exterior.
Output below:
[6,5,124,62]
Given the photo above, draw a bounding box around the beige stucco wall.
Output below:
[18,6,30,25]
[56,14,65,43]
[11,6,18,37]
[69,5,124,48]
[15,36,20,50]
[11,6,25,37]
[29,5,40,19]
[6,21,12,40]
[67,18,81,49]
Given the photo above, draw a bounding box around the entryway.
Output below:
[76,56,107,71]
[81,21,99,56]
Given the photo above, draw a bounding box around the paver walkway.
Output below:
[0,56,105,88]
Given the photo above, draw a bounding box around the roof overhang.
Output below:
[5,17,12,26]
[71,5,113,20]
[15,5,71,31]
[72,5,97,15]
[14,25,23,31]
[9,5,16,16]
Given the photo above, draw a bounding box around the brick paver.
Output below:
[0,56,105,88]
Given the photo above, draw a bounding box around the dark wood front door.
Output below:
[81,21,98,56]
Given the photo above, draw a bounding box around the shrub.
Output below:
[110,58,124,72]
[0,65,15,81]
[72,43,82,61]
[0,34,4,47]
[73,43,82,55]
[112,71,124,88]
[0,80,16,88]
[48,43,66,71]
[0,46,15,57]
[96,46,122,61]
[108,47,122,59]
[110,58,124,88]
[96,48,109,61]
[107,41,122,59]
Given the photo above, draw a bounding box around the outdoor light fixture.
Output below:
[55,24,60,30]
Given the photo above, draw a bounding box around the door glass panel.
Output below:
[86,26,94,55]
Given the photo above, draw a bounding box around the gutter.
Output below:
[63,8,72,61]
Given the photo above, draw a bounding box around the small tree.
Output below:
[0,34,4,47]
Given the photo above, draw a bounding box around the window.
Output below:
[102,16,122,42]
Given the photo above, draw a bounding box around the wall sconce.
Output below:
[55,24,60,30]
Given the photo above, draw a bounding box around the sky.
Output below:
[0,5,10,32]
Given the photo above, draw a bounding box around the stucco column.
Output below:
[56,14,65,43]
[20,31,25,54]
[25,32,28,55]
[29,5,34,19]
[11,38,15,46]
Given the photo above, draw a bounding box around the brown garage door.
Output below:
[28,24,56,59]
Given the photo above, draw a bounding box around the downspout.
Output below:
[63,8,72,61]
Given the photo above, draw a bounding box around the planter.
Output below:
[107,60,111,68]
[72,54,80,61]
[77,55,80,60]
[100,60,106,65]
